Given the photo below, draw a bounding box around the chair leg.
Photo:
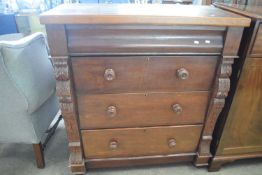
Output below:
[32,143,45,169]
[32,115,62,169]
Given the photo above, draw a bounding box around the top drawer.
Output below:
[251,24,262,57]
[66,25,225,55]
[71,55,218,94]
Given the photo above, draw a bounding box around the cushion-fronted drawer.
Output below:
[67,25,224,55]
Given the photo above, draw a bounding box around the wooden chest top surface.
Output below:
[40,4,250,26]
[213,3,262,20]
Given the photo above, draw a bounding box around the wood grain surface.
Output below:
[85,153,195,169]
[40,4,250,27]
[213,3,262,20]
[66,24,224,55]
[71,56,218,94]
[78,92,209,129]
[219,63,262,155]
[252,24,262,56]
[82,125,202,158]
[42,4,247,173]
[209,3,262,172]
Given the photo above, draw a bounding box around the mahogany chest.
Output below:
[40,4,249,174]
[209,3,262,171]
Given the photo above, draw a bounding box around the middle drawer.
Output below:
[78,92,209,129]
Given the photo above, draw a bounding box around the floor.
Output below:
[0,120,262,175]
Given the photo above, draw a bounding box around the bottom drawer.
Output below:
[82,125,202,159]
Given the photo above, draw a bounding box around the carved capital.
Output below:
[216,78,230,98]
[56,80,71,97]
[220,64,232,78]
[52,56,70,81]
[52,56,75,114]
[59,102,74,113]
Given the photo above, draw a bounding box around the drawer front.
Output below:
[66,25,224,54]
[72,56,218,94]
[82,125,202,159]
[79,92,209,129]
[251,24,262,56]
[145,56,217,91]
[72,56,146,94]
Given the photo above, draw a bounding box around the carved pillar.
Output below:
[46,25,86,174]
[194,27,244,166]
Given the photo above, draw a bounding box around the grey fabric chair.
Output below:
[0,33,62,168]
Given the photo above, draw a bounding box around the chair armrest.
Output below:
[0,33,56,114]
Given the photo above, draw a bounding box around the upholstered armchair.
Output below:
[0,33,62,168]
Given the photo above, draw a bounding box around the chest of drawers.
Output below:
[40,4,250,174]
[209,3,262,171]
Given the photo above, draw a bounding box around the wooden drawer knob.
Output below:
[104,68,116,81]
[172,104,182,115]
[177,68,189,80]
[107,106,117,117]
[168,138,176,148]
[109,140,118,150]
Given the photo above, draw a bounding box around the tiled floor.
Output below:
[0,120,262,175]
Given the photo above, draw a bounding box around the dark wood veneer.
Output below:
[78,92,209,129]
[251,24,262,56]
[40,4,249,174]
[86,153,195,169]
[210,3,262,172]
[40,4,250,26]
[82,125,202,159]
[66,25,224,54]
[71,56,218,94]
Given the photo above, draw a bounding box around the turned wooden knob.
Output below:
[172,104,182,115]
[107,106,117,117]
[109,140,118,149]
[104,68,116,81]
[168,138,176,148]
[177,68,189,80]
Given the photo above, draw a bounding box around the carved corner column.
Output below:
[194,27,244,166]
[194,56,233,166]
[46,25,86,174]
